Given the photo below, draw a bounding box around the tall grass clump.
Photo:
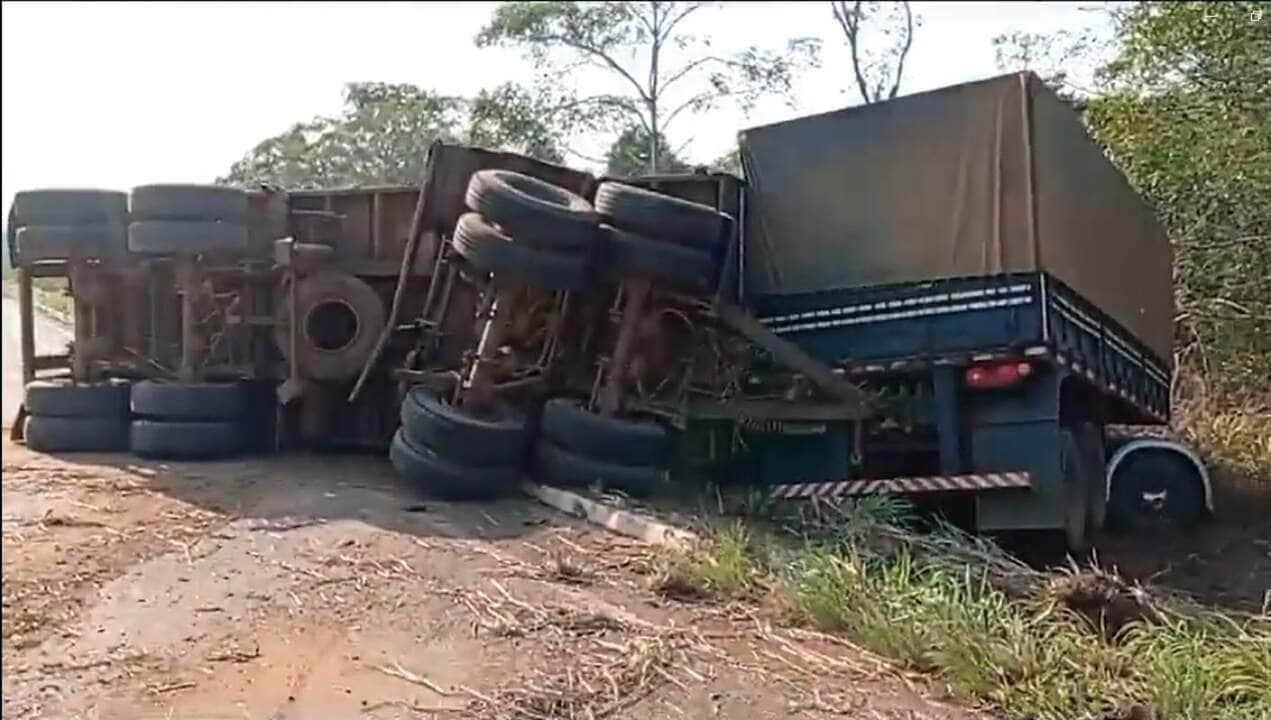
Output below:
[781,545,1134,719]
[679,506,1271,720]
[1122,612,1271,720]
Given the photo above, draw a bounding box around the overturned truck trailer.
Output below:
[11,72,1205,550]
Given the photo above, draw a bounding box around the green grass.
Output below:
[1123,612,1271,720]
[656,521,762,599]
[675,516,1271,720]
[0,273,72,325]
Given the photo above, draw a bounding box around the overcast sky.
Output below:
[1,1,1108,217]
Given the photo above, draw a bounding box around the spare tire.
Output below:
[130,184,249,223]
[130,419,243,459]
[131,381,246,421]
[272,270,385,380]
[24,380,130,418]
[12,189,128,226]
[15,224,128,262]
[604,226,716,293]
[534,441,665,497]
[465,170,598,251]
[127,220,248,254]
[452,212,588,291]
[595,182,727,250]
[389,429,520,501]
[540,398,669,466]
[400,387,529,467]
[25,416,129,453]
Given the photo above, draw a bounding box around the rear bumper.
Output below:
[767,471,1031,501]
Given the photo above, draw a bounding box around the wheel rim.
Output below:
[1128,477,1185,525]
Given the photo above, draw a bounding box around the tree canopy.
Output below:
[1084,2,1270,389]
[477,1,819,172]
[220,83,464,189]
[605,125,691,176]
[220,82,573,189]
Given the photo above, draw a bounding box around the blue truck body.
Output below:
[699,73,1180,536]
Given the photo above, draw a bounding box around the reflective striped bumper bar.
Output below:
[768,472,1032,501]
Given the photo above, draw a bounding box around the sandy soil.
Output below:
[1,440,979,720]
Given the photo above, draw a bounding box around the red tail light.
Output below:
[964,361,1033,390]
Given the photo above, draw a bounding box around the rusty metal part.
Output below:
[18,267,34,385]
[599,278,651,414]
[712,302,884,416]
[461,286,513,408]
[274,238,335,275]
[69,260,99,382]
[347,150,438,403]
[176,257,201,382]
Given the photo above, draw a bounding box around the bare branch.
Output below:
[888,2,914,99]
[832,1,874,104]
[658,2,708,46]
[832,0,914,103]
[563,144,611,165]
[631,1,657,38]
[662,90,716,130]
[535,32,652,103]
[556,95,651,133]
[660,55,717,93]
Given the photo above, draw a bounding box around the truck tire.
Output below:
[1107,450,1205,531]
[130,184,249,223]
[1059,429,1090,553]
[12,189,128,226]
[399,387,529,467]
[15,224,127,262]
[273,270,385,380]
[25,415,129,453]
[131,381,246,421]
[24,380,130,418]
[605,226,715,293]
[534,441,665,497]
[465,170,598,251]
[452,212,588,291]
[1073,421,1107,532]
[540,398,669,466]
[130,419,243,459]
[595,181,727,251]
[127,220,249,255]
[389,429,519,500]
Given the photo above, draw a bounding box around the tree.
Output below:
[830,1,916,104]
[605,125,690,176]
[1043,2,1271,392]
[468,83,578,164]
[709,146,741,175]
[220,83,465,189]
[477,1,819,172]
[991,29,1096,98]
[221,82,573,188]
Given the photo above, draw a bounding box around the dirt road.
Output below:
[1,439,975,720]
